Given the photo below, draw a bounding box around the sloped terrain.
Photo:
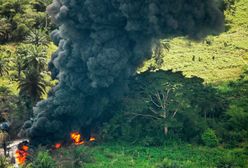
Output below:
[142,0,248,83]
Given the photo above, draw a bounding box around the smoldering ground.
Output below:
[22,0,224,145]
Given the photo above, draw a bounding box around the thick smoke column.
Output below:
[23,0,224,144]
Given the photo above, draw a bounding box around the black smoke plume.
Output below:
[22,0,224,145]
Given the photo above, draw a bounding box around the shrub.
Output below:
[201,128,219,147]
[220,70,248,146]
[54,146,93,168]
[224,0,237,11]
[32,151,56,168]
[100,110,167,146]
[156,158,182,168]
[72,146,93,166]
[0,156,11,168]
[217,155,236,168]
[216,153,246,168]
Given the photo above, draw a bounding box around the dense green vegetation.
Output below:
[0,0,56,135]
[1,144,248,167]
[0,0,248,167]
[100,71,224,145]
[2,143,247,168]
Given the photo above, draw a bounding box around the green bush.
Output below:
[101,107,167,146]
[216,153,247,168]
[220,70,248,146]
[32,151,56,168]
[156,158,182,168]
[0,0,53,43]
[224,0,237,11]
[53,146,93,168]
[71,146,93,166]
[201,128,219,147]
[12,23,29,41]
[0,156,11,168]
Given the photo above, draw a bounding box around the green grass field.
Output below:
[142,0,248,83]
[52,143,248,168]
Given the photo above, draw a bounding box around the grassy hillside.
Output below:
[142,0,248,83]
[1,0,248,91]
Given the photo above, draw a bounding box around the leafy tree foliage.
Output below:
[0,86,16,114]
[101,70,225,145]
[0,0,53,43]
[0,86,29,138]
[14,43,48,112]
[0,156,12,168]
[219,69,248,146]
[0,52,10,77]
[18,69,46,106]
[32,150,56,168]
[0,18,11,42]
[201,128,219,147]
[22,45,47,72]
[25,29,50,46]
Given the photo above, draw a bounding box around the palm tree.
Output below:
[18,69,46,105]
[32,0,53,12]
[0,18,11,43]
[15,45,28,80]
[15,43,48,108]
[25,29,49,46]
[22,45,47,73]
[15,44,47,80]
[0,54,10,77]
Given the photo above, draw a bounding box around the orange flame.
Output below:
[70,131,84,145]
[90,137,96,142]
[55,143,62,149]
[15,145,29,165]
[70,131,96,145]
[22,145,29,151]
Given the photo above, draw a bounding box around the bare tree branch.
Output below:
[149,95,161,108]
[171,109,178,119]
[149,107,159,115]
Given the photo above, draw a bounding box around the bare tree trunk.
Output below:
[164,125,168,136]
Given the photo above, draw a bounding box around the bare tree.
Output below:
[129,88,179,136]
